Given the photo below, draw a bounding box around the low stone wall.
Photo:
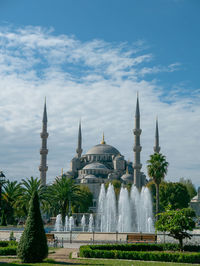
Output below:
[0,230,22,241]
[1,230,200,245]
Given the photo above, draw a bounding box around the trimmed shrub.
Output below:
[17,191,48,263]
[79,245,200,263]
[0,246,17,255]
[0,241,17,247]
[84,243,200,252]
[0,241,9,247]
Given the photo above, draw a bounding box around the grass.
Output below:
[0,258,199,266]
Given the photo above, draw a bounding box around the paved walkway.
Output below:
[48,247,79,263]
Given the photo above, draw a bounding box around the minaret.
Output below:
[133,94,142,189]
[154,118,160,153]
[39,99,48,186]
[76,121,83,158]
[101,132,106,144]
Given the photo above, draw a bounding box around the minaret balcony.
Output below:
[133,146,142,152]
[133,129,142,135]
[154,146,160,153]
[40,149,48,155]
[40,132,49,138]
[39,165,48,171]
[133,163,142,170]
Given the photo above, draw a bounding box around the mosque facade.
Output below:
[39,96,160,210]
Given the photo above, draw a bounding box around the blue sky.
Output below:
[0,0,199,185]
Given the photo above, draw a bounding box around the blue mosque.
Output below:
[39,96,160,209]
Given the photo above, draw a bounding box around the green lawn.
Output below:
[0,258,199,266]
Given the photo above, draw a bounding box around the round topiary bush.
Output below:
[17,190,48,262]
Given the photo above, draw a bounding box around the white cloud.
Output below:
[0,26,199,187]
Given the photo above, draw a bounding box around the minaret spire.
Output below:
[101,132,106,144]
[154,118,161,153]
[76,120,83,158]
[133,93,142,189]
[39,99,48,186]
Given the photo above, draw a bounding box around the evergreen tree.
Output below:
[17,190,48,263]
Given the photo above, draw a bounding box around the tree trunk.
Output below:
[179,237,183,251]
[0,185,2,218]
[61,205,67,227]
[156,183,159,221]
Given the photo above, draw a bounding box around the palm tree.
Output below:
[47,176,82,225]
[147,153,169,219]
[17,177,46,216]
[2,180,22,224]
[0,171,6,218]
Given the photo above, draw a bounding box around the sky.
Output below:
[0,0,199,186]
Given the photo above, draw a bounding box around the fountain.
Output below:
[97,183,154,233]
[88,214,94,232]
[69,216,74,231]
[54,214,63,232]
[117,187,132,232]
[54,184,154,233]
[81,214,86,232]
[64,215,69,231]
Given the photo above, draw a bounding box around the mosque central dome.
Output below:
[86,143,120,156]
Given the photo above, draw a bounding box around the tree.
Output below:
[0,210,7,226]
[17,191,48,262]
[179,178,197,200]
[73,185,93,213]
[147,181,190,213]
[105,180,122,198]
[0,171,6,219]
[47,176,82,225]
[156,207,196,250]
[17,177,46,216]
[147,153,168,219]
[2,180,22,224]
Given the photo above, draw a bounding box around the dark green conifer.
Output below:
[17,190,48,262]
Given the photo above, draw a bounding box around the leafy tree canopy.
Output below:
[179,178,197,200]
[105,180,122,197]
[156,207,196,250]
[147,181,191,213]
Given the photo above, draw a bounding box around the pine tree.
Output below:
[17,190,48,262]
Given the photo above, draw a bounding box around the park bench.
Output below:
[46,233,58,247]
[127,233,157,243]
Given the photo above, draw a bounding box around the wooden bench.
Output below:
[46,233,58,247]
[127,233,157,243]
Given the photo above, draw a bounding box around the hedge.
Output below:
[0,246,17,255]
[79,245,200,263]
[84,243,200,252]
[0,241,17,247]
[0,241,9,247]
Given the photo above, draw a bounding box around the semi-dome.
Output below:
[86,144,120,156]
[83,162,108,170]
[121,167,133,182]
[84,174,97,179]
[121,173,133,182]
